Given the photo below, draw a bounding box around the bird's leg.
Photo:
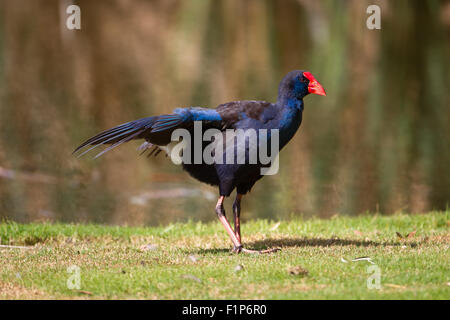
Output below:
[216,196,280,254]
[232,194,243,243]
[215,196,243,252]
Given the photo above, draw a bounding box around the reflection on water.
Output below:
[0,0,449,225]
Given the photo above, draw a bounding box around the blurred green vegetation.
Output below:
[0,0,449,225]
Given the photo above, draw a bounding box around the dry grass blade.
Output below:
[0,245,33,250]
[270,222,281,231]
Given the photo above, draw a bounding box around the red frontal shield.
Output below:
[303,71,326,96]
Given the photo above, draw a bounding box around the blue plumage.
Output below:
[74,70,321,194]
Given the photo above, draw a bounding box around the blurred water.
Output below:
[0,0,449,225]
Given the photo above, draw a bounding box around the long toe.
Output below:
[240,247,281,254]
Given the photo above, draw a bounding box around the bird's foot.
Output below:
[232,245,280,254]
[232,245,243,254]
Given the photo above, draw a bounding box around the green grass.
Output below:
[0,212,449,299]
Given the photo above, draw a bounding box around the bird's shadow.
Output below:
[190,237,414,255]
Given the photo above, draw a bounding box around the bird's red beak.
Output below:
[303,71,326,96]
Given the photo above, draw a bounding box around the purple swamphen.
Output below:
[74,70,326,254]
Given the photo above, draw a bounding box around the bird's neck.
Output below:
[278,97,304,112]
[276,98,304,148]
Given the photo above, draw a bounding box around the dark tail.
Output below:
[73,116,157,158]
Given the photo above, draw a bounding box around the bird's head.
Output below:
[278,70,326,103]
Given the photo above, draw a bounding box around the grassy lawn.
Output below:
[0,212,448,299]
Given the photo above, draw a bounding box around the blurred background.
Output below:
[0,0,449,225]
